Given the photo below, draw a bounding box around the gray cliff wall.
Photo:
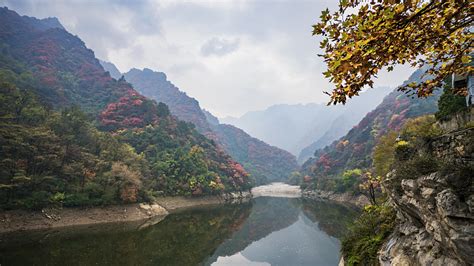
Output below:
[380,116,473,265]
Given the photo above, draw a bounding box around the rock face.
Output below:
[302,189,369,208]
[380,127,473,266]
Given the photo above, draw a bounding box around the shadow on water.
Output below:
[0,197,359,266]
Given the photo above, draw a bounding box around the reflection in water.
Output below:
[206,197,359,266]
[0,197,359,266]
[0,204,252,266]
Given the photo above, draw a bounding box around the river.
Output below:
[0,183,359,266]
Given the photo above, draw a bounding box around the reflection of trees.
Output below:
[0,198,361,266]
[301,198,360,239]
[0,203,252,266]
[204,197,301,265]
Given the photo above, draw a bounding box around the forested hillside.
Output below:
[301,69,440,190]
[209,122,300,185]
[0,7,251,209]
[105,66,299,184]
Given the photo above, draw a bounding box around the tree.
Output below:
[373,131,398,178]
[313,0,473,104]
[435,77,468,121]
[107,162,142,203]
[359,171,380,205]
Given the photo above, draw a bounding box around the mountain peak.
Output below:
[0,7,64,31]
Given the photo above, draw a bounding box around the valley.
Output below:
[0,2,472,266]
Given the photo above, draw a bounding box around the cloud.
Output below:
[201,37,240,57]
[0,0,414,117]
[0,0,162,58]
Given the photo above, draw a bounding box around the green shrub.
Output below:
[342,205,396,266]
[63,193,90,207]
[395,154,439,181]
[20,191,51,210]
[394,141,414,161]
[435,83,468,121]
[50,192,65,204]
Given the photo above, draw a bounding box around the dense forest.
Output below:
[0,7,252,209]
[105,65,300,185]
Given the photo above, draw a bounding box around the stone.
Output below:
[381,170,472,265]
[401,179,417,194]
[420,187,436,199]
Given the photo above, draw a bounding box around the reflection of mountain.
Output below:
[204,197,300,265]
[301,199,360,239]
[241,214,340,266]
[205,197,359,266]
[0,204,252,266]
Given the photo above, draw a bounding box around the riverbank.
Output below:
[0,193,251,234]
[302,189,369,208]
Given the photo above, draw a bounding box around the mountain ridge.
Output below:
[100,64,299,184]
[301,68,440,184]
[221,87,392,157]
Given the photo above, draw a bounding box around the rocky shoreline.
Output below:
[0,192,252,234]
[302,189,369,208]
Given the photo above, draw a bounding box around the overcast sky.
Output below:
[1,0,414,117]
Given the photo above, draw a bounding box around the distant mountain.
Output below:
[123,68,212,133]
[221,103,332,155]
[100,65,299,184]
[205,112,299,185]
[297,87,392,163]
[221,87,392,158]
[202,109,220,126]
[302,68,439,178]
[99,60,122,80]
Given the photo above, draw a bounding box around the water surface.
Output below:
[0,195,358,265]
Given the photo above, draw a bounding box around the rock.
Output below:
[302,188,369,207]
[420,187,435,199]
[381,168,473,265]
[139,203,168,216]
[401,179,418,195]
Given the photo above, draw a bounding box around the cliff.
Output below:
[380,112,473,265]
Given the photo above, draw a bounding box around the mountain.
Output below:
[206,112,299,185]
[99,60,121,80]
[0,7,252,209]
[222,103,332,155]
[297,87,392,163]
[212,124,297,185]
[301,68,439,181]
[101,65,299,184]
[123,68,212,133]
[221,87,391,157]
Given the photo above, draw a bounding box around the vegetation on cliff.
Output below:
[340,112,473,265]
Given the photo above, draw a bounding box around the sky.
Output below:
[1,0,414,117]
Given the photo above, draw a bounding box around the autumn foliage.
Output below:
[0,8,253,209]
[313,0,473,104]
